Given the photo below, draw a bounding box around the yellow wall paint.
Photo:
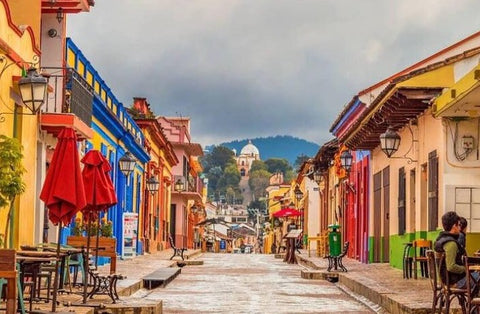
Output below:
[67,48,76,68]
[77,60,85,77]
[0,3,42,248]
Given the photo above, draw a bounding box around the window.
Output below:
[428,150,439,231]
[455,187,480,232]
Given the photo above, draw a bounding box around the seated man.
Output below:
[434,211,478,290]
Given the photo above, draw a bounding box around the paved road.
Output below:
[135,253,375,313]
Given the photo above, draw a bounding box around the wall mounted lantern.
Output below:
[18,68,48,114]
[56,7,64,23]
[146,176,159,194]
[119,152,136,178]
[313,170,323,184]
[379,127,401,158]
[0,56,48,121]
[174,178,185,192]
[340,150,353,173]
[294,186,304,201]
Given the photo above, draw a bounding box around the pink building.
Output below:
[157,117,204,248]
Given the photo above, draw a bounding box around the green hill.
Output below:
[208,135,320,165]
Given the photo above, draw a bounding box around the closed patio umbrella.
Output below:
[40,127,86,312]
[80,150,117,303]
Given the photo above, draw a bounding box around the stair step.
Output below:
[142,268,181,289]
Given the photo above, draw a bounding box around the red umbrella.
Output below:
[273,207,303,218]
[80,149,117,303]
[81,149,117,214]
[40,128,86,225]
[39,127,86,312]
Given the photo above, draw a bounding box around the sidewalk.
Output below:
[295,251,464,314]
[29,248,201,313]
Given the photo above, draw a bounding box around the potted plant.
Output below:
[0,135,26,248]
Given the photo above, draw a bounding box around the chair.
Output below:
[412,239,431,279]
[435,251,467,313]
[462,255,480,314]
[402,242,413,279]
[426,250,443,313]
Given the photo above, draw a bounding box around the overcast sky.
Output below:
[67,0,480,147]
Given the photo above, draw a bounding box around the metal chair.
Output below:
[462,255,480,314]
[412,239,431,279]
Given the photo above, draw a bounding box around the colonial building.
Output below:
[235,140,260,177]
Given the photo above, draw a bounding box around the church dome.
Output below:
[240,140,259,156]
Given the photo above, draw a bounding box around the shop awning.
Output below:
[433,64,480,118]
[342,64,453,150]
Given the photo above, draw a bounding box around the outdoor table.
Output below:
[16,255,57,308]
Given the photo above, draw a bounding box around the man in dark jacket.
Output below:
[434,211,479,290]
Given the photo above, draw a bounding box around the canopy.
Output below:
[273,207,303,218]
[40,127,86,225]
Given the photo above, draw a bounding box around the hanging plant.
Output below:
[0,135,26,248]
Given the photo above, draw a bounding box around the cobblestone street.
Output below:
[132,253,375,313]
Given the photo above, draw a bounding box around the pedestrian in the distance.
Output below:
[458,216,467,249]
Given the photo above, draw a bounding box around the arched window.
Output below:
[241,161,245,166]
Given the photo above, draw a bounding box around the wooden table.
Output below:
[16,255,57,310]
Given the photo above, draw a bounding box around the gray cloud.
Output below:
[67,0,480,147]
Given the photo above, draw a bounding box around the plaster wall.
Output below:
[0,2,41,248]
[306,179,320,248]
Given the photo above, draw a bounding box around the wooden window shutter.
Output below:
[428,150,439,231]
[398,167,406,235]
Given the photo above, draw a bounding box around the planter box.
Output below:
[67,236,117,274]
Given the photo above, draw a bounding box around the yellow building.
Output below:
[0,0,43,248]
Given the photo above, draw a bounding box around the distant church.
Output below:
[235,140,260,177]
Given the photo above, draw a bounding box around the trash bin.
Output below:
[328,224,341,257]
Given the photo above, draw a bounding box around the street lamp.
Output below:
[119,152,136,177]
[340,150,353,173]
[380,126,401,158]
[146,176,159,194]
[294,186,303,201]
[174,178,185,192]
[18,68,48,114]
[313,170,323,184]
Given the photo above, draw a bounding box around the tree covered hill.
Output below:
[207,135,320,165]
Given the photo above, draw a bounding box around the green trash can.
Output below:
[328,224,341,257]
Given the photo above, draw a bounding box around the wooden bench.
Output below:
[168,235,187,261]
[67,236,117,274]
[66,236,123,303]
[326,241,349,272]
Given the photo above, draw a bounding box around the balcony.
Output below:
[40,67,93,140]
[173,175,204,203]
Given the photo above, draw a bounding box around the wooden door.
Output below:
[428,151,439,231]
[373,171,382,262]
[382,167,390,262]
